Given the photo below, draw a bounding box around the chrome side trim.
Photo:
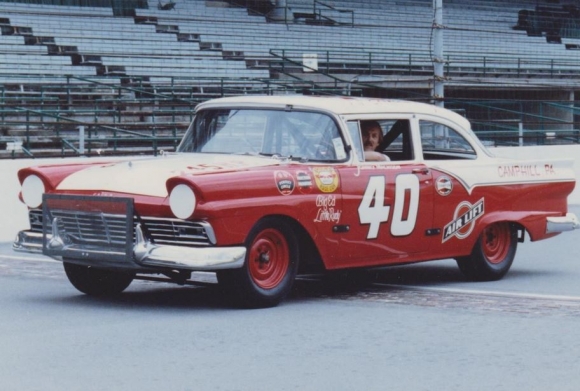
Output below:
[546,213,580,234]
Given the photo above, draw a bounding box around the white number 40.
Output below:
[357,174,420,239]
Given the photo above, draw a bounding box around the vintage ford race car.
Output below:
[13,95,580,307]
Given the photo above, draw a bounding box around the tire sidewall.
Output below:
[457,223,518,281]
[221,217,299,308]
[63,261,134,296]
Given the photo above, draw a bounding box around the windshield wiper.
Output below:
[258,153,308,163]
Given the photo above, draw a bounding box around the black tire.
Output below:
[217,217,299,308]
[455,222,518,281]
[63,262,134,296]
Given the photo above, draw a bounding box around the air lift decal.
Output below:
[442,198,484,243]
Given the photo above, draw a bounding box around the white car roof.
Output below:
[196,95,471,129]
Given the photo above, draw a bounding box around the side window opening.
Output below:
[420,120,476,160]
[347,121,365,162]
[349,119,414,162]
[378,119,414,161]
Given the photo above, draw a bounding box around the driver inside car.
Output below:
[361,120,389,162]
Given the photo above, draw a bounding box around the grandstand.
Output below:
[1,0,580,157]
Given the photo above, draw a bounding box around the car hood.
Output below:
[56,153,279,197]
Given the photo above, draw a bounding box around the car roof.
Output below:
[195,95,470,128]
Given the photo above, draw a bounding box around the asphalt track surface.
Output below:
[1,206,579,391]
[1,205,580,313]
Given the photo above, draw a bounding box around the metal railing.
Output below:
[269,48,580,79]
[313,1,354,27]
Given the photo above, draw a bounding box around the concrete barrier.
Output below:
[1,145,579,242]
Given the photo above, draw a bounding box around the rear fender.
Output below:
[474,211,557,243]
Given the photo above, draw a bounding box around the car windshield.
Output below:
[177,109,346,162]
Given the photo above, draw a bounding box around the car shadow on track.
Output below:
[290,262,465,299]
[39,260,548,311]
[45,262,465,310]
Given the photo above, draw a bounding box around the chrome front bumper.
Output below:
[13,225,246,271]
[546,213,580,234]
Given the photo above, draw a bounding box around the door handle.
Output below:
[412,168,429,175]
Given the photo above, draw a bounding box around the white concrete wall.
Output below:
[1,145,579,242]
[1,156,124,243]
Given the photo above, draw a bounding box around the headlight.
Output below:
[21,175,45,208]
[169,184,196,219]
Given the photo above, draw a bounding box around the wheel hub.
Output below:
[248,228,290,289]
[258,251,270,265]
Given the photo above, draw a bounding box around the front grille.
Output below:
[138,216,212,246]
[51,209,128,246]
[30,209,213,247]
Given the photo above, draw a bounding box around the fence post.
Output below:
[25,110,30,150]
[78,125,85,155]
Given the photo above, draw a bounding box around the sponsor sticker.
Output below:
[313,167,339,193]
[442,198,484,243]
[332,138,347,160]
[435,175,453,196]
[296,170,313,193]
[314,194,342,223]
[274,170,295,195]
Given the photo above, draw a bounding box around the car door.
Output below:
[334,117,435,269]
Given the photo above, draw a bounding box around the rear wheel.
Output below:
[63,262,134,296]
[455,222,518,281]
[217,218,299,308]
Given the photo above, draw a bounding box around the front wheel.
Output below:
[63,262,135,296]
[455,222,518,281]
[217,218,299,308]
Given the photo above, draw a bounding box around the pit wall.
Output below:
[1,145,579,242]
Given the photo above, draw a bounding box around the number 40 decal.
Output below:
[357,174,420,239]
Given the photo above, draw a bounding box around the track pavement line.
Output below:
[0,254,59,263]
[372,283,580,303]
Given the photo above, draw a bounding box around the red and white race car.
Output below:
[13,96,580,307]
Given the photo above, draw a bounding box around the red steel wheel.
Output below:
[455,222,518,281]
[217,217,299,308]
[248,228,290,290]
[481,223,511,265]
